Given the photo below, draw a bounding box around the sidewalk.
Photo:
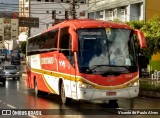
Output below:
[139,77,160,98]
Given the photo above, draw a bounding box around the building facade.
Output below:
[0,15,19,53]
[19,0,89,37]
[88,0,160,71]
[87,0,160,22]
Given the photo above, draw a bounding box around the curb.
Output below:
[139,91,160,98]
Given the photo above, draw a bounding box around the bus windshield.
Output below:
[77,28,137,74]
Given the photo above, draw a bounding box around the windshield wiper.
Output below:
[86,65,110,74]
[85,65,137,74]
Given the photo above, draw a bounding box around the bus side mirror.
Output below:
[69,27,78,52]
[134,29,146,48]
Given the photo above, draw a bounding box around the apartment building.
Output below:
[0,14,19,52]
[19,0,89,37]
[88,0,160,22]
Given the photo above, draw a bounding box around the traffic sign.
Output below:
[19,17,39,27]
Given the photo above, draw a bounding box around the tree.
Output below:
[20,41,26,56]
[127,16,160,59]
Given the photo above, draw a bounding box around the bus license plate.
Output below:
[106,92,116,96]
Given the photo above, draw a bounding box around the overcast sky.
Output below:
[0,0,18,11]
[1,0,18,3]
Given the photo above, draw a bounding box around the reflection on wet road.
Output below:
[0,78,159,118]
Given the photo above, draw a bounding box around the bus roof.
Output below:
[49,19,132,30]
[28,19,132,40]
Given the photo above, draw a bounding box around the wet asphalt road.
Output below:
[0,77,160,118]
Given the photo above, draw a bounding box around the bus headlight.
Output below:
[79,82,94,89]
[128,80,139,87]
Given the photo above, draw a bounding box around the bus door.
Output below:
[59,27,77,99]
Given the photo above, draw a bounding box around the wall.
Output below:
[146,0,160,20]
[30,1,88,37]
[146,0,160,71]
[151,53,160,71]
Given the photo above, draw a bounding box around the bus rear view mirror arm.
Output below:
[134,29,146,48]
[69,27,78,52]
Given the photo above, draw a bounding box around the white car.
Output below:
[1,65,21,80]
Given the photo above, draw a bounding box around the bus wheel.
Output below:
[34,79,46,96]
[34,79,39,96]
[107,100,119,108]
[60,82,71,105]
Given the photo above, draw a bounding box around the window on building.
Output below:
[37,0,41,2]
[80,0,86,4]
[25,7,29,10]
[12,36,16,38]
[0,36,2,41]
[45,0,49,2]
[46,11,49,13]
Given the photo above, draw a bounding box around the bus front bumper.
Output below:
[77,86,139,102]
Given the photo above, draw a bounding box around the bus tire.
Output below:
[34,79,46,96]
[34,79,39,96]
[107,100,119,108]
[60,82,71,105]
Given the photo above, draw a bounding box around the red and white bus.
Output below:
[26,19,146,105]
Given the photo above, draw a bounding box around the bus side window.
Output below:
[59,27,74,67]
[60,27,70,56]
[42,29,58,50]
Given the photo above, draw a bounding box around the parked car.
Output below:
[1,65,21,80]
[0,69,6,86]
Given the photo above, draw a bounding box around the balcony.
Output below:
[88,0,144,11]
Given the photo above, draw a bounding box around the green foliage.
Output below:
[20,41,26,55]
[150,61,160,71]
[127,20,145,29]
[127,16,160,57]
[112,18,123,23]
[140,81,160,92]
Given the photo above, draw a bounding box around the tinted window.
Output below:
[59,27,74,67]
[27,28,58,55]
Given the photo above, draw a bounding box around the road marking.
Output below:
[28,115,37,118]
[6,104,16,109]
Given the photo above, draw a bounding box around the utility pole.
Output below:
[71,0,76,19]
[28,0,31,37]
